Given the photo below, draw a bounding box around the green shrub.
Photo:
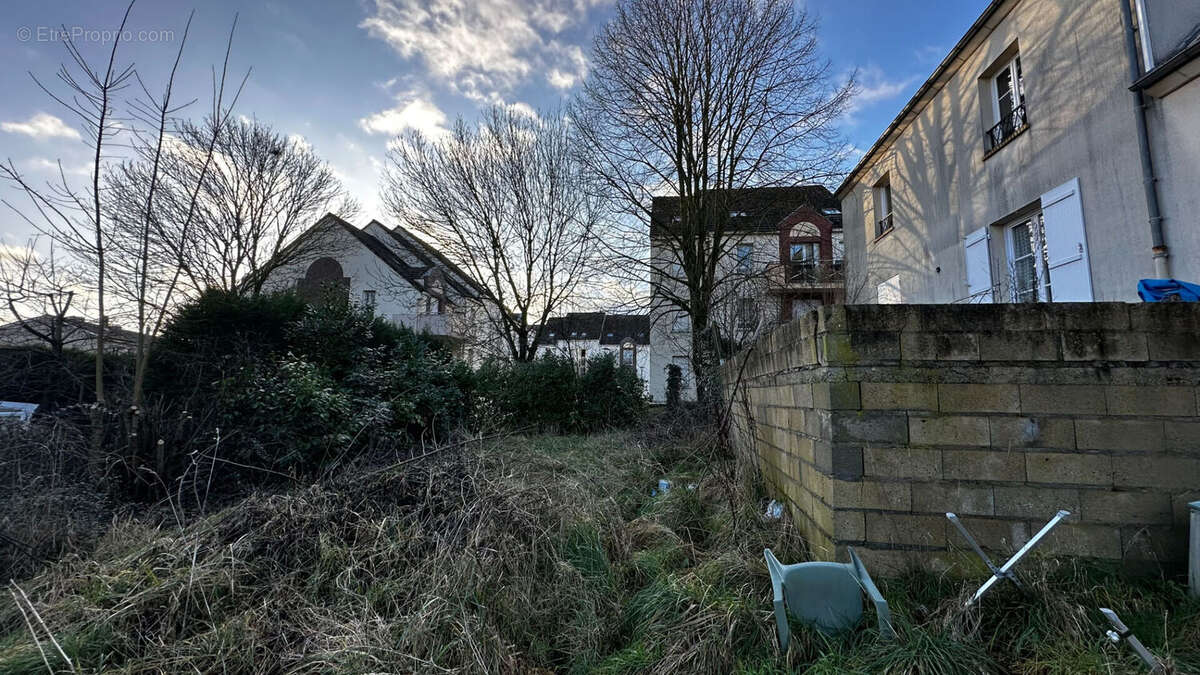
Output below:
[473,352,646,434]
[665,363,682,409]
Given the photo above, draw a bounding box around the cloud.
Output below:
[288,133,313,153]
[360,0,604,100]
[359,95,450,139]
[914,45,946,64]
[22,157,92,176]
[842,66,919,125]
[1,113,81,140]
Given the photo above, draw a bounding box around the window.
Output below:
[735,243,753,273]
[1007,214,1052,303]
[788,242,817,282]
[985,54,1027,153]
[736,297,757,330]
[362,290,376,307]
[873,179,893,238]
[671,315,689,333]
[832,229,845,269]
[620,343,635,368]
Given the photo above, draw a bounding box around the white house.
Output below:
[534,312,654,397]
[259,213,492,357]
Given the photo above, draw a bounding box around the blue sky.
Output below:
[1,0,989,247]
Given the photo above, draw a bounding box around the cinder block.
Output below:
[901,332,979,361]
[1121,525,1186,561]
[945,517,1029,552]
[833,510,866,541]
[978,331,1060,361]
[832,411,909,444]
[1105,386,1196,417]
[831,444,863,480]
[1147,332,1200,360]
[1062,331,1148,362]
[865,513,946,548]
[861,382,938,410]
[943,450,1025,481]
[989,417,1076,449]
[1051,303,1131,331]
[822,331,901,364]
[1019,385,1107,415]
[992,486,1081,519]
[1025,452,1113,486]
[1113,455,1200,490]
[864,447,941,479]
[909,415,990,446]
[1040,523,1122,558]
[1165,420,1200,453]
[1171,490,1200,526]
[938,383,1021,413]
[813,381,861,410]
[832,479,912,511]
[912,483,994,516]
[1080,490,1172,525]
[792,383,815,408]
[1075,419,1164,452]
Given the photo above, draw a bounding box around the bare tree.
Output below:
[154,116,358,296]
[573,0,853,404]
[0,238,85,355]
[102,16,247,407]
[381,106,605,361]
[0,1,138,412]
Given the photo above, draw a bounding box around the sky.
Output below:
[0,0,991,251]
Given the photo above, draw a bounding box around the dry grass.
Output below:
[0,424,1196,673]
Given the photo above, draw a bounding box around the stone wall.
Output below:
[722,303,1200,573]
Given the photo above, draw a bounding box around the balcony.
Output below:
[391,313,451,336]
[984,101,1028,156]
[767,259,845,291]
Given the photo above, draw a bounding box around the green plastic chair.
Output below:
[764,547,895,649]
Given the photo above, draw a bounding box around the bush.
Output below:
[473,352,647,434]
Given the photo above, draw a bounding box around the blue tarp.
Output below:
[1137,278,1200,302]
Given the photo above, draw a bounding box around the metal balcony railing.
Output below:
[769,259,845,288]
[391,313,450,336]
[875,213,893,238]
[985,101,1028,154]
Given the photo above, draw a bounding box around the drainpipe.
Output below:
[1120,0,1170,278]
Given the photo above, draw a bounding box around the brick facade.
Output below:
[722,303,1200,574]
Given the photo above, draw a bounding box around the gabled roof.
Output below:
[650,186,840,237]
[597,314,650,345]
[370,220,487,299]
[276,213,490,305]
[0,315,142,347]
[538,312,650,346]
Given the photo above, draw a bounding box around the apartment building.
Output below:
[839,0,1200,304]
[646,186,844,401]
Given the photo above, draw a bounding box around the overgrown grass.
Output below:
[1,427,1196,673]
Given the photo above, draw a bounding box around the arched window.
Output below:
[298,257,349,304]
[790,222,820,239]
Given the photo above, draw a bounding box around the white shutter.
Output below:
[877,274,902,304]
[1040,178,1093,302]
[963,226,993,303]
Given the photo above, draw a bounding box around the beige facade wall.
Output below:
[1146,73,1200,285]
[722,303,1200,574]
[841,0,1171,304]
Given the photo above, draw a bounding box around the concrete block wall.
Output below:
[723,303,1200,573]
